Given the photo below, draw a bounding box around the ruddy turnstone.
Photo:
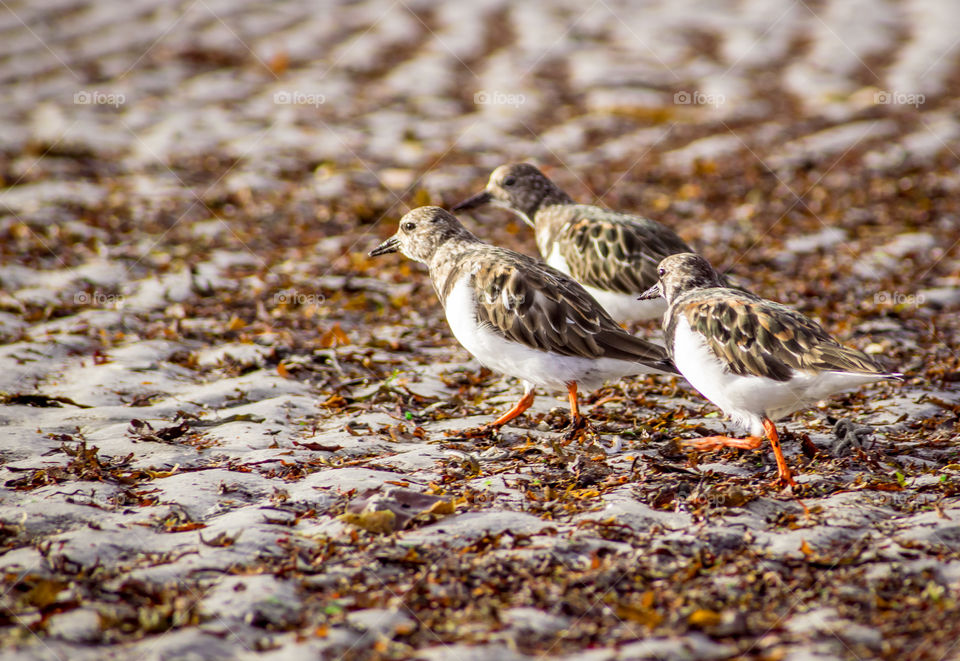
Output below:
[452,163,696,323]
[640,253,902,486]
[369,206,677,431]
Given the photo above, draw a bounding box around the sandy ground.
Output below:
[1,0,960,659]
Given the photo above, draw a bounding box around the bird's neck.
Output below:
[531,200,576,258]
[517,187,573,223]
[426,233,481,302]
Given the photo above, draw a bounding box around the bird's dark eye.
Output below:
[657,268,665,277]
[503,176,516,187]
[402,222,415,232]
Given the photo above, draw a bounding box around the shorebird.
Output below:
[640,253,902,486]
[369,206,676,432]
[453,163,697,323]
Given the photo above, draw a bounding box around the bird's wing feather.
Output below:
[471,249,674,371]
[679,290,890,381]
[557,209,693,295]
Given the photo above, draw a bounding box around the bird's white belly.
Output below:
[672,318,885,435]
[583,285,666,323]
[544,243,571,274]
[444,275,643,391]
[546,245,665,323]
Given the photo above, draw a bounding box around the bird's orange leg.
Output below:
[763,418,796,487]
[560,382,593,443]
[484,390,536,429]
[683,418,797,488]
[683,435,763,451]
[567,382,583,427]
[591,394,624,408]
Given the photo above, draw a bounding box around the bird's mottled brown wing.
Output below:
[677,290,890,381]
[471,249,675,372]
[557,208,693,295]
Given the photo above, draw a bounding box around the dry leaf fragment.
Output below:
[688,609,722,627]
[320,323,350,348]
[268,50,289,76]
[22,579,65,609]
[200,530,241,547]
[427,499,455,515]
[166,521,206,533]
[614,602,662,627]
[321,395,347,409]
[293,441,342,452]
[0,393,92,408]
[338,510,395,534]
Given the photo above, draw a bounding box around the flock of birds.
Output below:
[369,164,903,487]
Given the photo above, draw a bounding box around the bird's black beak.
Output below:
[369,236,400,257]
[451,190,492,212]
[638,283,662,300]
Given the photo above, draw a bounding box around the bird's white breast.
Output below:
[672,316,887,435]
[444,274,648,392]
[584,286,666,323]
[545,244,665,323]
[544,242,570,275]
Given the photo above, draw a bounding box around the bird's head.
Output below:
[639,253,723,304]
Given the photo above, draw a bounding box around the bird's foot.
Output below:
[561,414,594,444]
[684,423,798,489]
[768,469,798,489]
[682,435,764,452]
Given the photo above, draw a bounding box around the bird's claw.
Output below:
[561,415,592,443]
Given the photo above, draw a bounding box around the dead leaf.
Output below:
[22,579,65,609]
[427,499,455,515]
[199,530,241,547]
[338,510,395,534]
[321,395,347,409]
[0,393,91,408]
[688,609,722,627]
[320,323,350,348]
[268,50,289,76]
[614,602,662,627]
[226,316,246,331]
[293,441,342,452]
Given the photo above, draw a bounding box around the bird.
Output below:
[369,206,677,432]
[452,163,697,323]
[639,252,902,487]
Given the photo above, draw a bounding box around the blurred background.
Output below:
[2,1,960,659]
[2,0,959,345]
[3,0,960,354]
